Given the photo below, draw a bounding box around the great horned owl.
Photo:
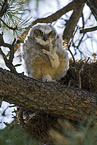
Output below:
[23,23,69,81]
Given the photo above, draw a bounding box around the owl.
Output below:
[23,23,69,81]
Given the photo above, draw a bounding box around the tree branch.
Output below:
[14,0,85,51]
[80,26,97,33]
[0,33,17,73]
[32,0,85,24]
[0,0,8,17]
[86,0,97,20]
[63,4,84,43]
[0,68,97,122]
[0,17,17,30]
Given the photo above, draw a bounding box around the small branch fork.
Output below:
[0,18,18,31]
[0,33,17,73]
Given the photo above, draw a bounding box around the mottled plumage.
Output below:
[23,23,69,81]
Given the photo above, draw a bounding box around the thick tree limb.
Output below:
[63,5,84,43]
[32,0,85,24]
[0,68,97,122]
[86,0,97,20]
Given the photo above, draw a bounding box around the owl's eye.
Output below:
[34,29,43,37]
[48,30,56,37]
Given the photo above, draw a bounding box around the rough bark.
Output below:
[0,67,97,122]
[63,5,84,43]
[32,0,85,24]
[86,0,97,20]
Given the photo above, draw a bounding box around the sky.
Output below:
[0,101,16,129]
[0,0,97,129]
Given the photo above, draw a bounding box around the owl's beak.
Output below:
[43,34,48,41]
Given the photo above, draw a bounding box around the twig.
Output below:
[67,26,79,62]
[63,40,75,63]
[78,57,90,90]
[0,33,14,48]
[0,47,17,73]
[0,34,17,74]
[82,11,85,29]
[0,47,8,63]
[0,18,17,30]
[80,26,97,33]
[72,33,85,57]
[9,38,16,63]
[68,47,75,63]
[14,107,24,128]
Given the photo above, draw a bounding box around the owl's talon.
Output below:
[42,40,60,68]
[42,49,50,56]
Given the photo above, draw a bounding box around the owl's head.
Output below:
[30,23,57,46]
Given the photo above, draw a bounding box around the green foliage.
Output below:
[49,119,97,145]
[0,0,32,38]
[1,119,97,145]
[0,0,46,41]
[0,124,38,145]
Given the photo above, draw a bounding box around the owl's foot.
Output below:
[42,74,56,82]
[42,39,60,68]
